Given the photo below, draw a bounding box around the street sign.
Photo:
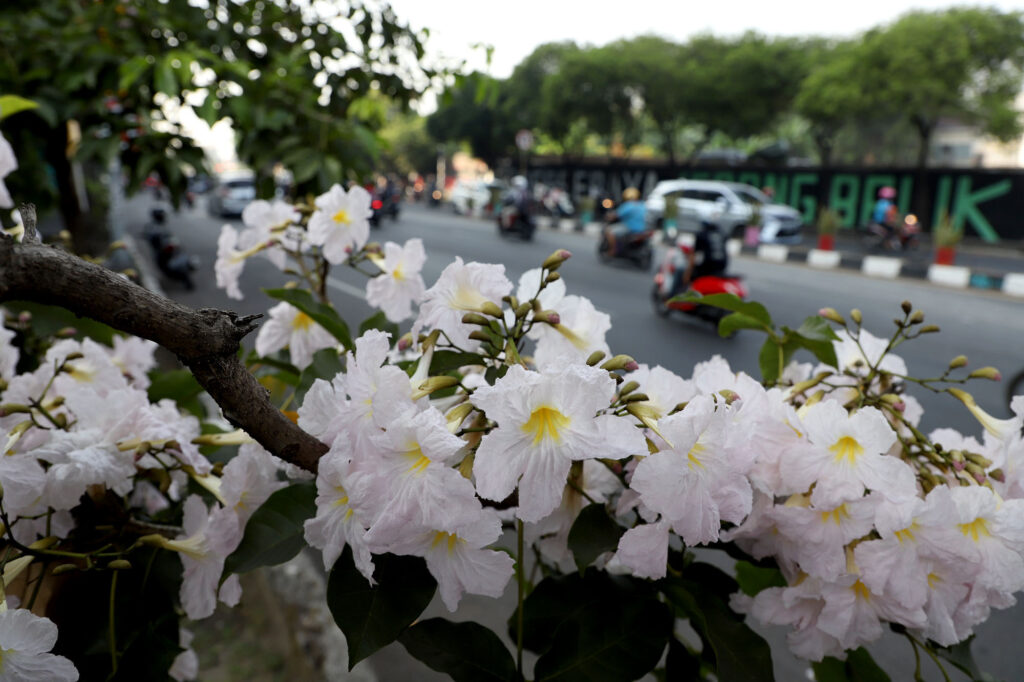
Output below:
[515,129,534,151]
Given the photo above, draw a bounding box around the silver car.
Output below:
[207,173,256,218]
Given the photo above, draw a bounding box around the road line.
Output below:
[327,277,366,300]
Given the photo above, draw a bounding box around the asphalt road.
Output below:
[127,196,1024,681]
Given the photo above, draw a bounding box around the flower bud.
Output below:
[515,302,532,319]
[618,381,640,397]
[461,313,490,326]
[948,355,968,370]
[670,402,688,414]
[17,311,31,325]
[900,300,913,314]
[717,389,740,405]
[63,352,84,362]
[965,452,993,469]
[445,403,475,432]
[397,333,413,351]
[920,470,941,493]
[965,461,986,478]
[990,468,1006,483]
[542,249,572,270]
[850,309,862,325]
[108,559,132,570]
[622,393,650,404]
[414,375,461,397]
[504,295,520,309]
[468,330,493,343]
[534,310,561,325]
[0,379,6,392]
[818,308,845,325]
[51,564,79,575]
[546,271,561,283]
[478,301,504,318]
[919,325,940,334]
[950,449,966,471]
[586,351,606,366]
[909,311,925,325]
[56,327,77,338]
[0,403,31,416]
[968,367,1001,381]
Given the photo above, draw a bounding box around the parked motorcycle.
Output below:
[651,243,748,330]
[863,213,920,252]
[143,208,198,290]
[597,227,654,270]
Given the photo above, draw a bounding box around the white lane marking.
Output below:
[327,277,366,300]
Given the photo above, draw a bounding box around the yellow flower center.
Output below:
[292,311,314,331]
[958,518,992,542]
[449,284,488,311]
[829,436,864,464]
[820,504,850,525]
[687,442,706,470]
[67,361,95,383]
[852,580,871,601]
[522,406,571,446]
[927,572,942,588]
[431,531,461,554]
[393,263,405,281]
[894,523,919,543]
[332,208,351,225]
[405,444,431,474]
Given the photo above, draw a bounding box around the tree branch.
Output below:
[0,230,327,473]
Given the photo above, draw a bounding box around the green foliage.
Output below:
[734,560,787,596]
[812,648,891,682]
[147,368,206,419]
[222,483,317,577]
[293,348,345,405]
[933,210,963,248]
[264,288,354,352]
[327,548,438,668]
[399,618,517,682]
[567,503,625,572]
[358,310,400,340]
[0,94,37,120]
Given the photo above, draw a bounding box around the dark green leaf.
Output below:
[793,316,840,368]
[117,56,151,91]
[327,549,437,668]
[675,293,772,328]
[146,368,206,419]
[718,312,768,338]
[222,483,316,577]
[734,561,787,597]
[933,637,998,681]
[196,92,219,127]
[484,365,508,386]
[660,563,774,682]
[294,347,345,404]
[264,287,354,351]
[6,301,116,345]
[665,637,702,682]
[812,648,891,682]
[155,57,177,97]
[358,310,399,339]
[567,503,624,572]
[431,350,486,374]
[398,618,516,682]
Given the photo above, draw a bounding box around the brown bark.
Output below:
[0,208,327,473]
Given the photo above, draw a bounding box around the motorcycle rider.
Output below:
[605,187,646,256]
[673,220,729,296]
[871,186,900,245]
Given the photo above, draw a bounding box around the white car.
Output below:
[207,171,257,218]
[450,180,494,215]
[645,179,804,244]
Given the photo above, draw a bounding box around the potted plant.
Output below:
[816,207,839,251]
[933,210,962,265]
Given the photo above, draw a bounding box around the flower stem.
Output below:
[516,518,525,680]
[108,570,119,676]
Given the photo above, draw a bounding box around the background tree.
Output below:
[0,0,431,252]
[426,72,516,169]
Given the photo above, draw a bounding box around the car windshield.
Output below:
[733,187,769,205]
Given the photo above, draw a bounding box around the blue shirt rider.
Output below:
[607,187,647,255]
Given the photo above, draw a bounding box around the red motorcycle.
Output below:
[651,242,748,329]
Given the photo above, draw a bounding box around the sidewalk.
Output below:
[531,214,1024,297]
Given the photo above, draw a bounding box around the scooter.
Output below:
[597,227,654,270]
[143,209,199,290]
[863,214,920,252]
[651,243,748,330]
[496,193,535,240]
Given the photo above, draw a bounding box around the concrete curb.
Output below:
[122,235,166,298]
[927,264,971,289]
[808,249,841,269]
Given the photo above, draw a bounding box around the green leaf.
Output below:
[665,637,702,681]
[0,95,38,120]
[718,311,768,338]
[358,310,399,339]
[146,368,206,419]
[793,316,840,368]
[933,637,997,681]
[398,618,516,682]
[155,57,178,98]
[812,648,891,682]
[264,288,354,351]
[734,561,786,597]
[517,571,672,682]
[675,293,772,328]
[431,350,486,374]
[117,56,151,92]
[222,483,316,577]
[327,549,437,668]
[660,563,774,682]
[196,92,219,127]
[567,503,624,572]
[294,347,345,404]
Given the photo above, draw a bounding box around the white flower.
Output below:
[622,364,696,419]
[0,309,18,382]
[366,239,427,323]
[0,608,79,681]
[773,494,876,580]
[242,199,299,270]
[532,295,611,368]
[297,376,350,448]
[168,627,199,681]
[34,429,137,508]
[255,301,338,369]
[612,520,670,579]
[304,451,376,579]
[214,224,246,300]
[471,364,646,522]
[414,257,512,350]
[782,401,914,507]
[945,486,1024,594]
[163,495,243,620]
[628,395,755,548]
[816,573,926,651]
[0,426,47,516]
[307,184,372,263]
[0,129,17,209]
[47,338,129,400]
[831,328,907,377]
[516,267,565,310]
[220,444,286,525]
[744,577,845,662]
[109,335,158,389]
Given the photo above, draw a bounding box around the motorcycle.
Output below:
[370,186,401,228]
[143,209,199,290]
[863,214,921,252]
[496,192,535,240]
[597,227,654,270]
[651,242,748,330]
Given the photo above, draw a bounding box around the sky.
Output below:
[388,0,1024,79]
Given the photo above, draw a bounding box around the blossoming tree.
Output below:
[1,128,1023,681]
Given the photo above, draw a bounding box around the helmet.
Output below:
[879,186,896,199]
[622,187,640,201]
[512,175,528,190]
[150,208,167,223]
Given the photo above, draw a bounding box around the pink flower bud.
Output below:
[547,312,561,326]
[972,472,986,485]
[624,361,639,372]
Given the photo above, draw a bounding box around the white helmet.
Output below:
[512,175,528,190]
